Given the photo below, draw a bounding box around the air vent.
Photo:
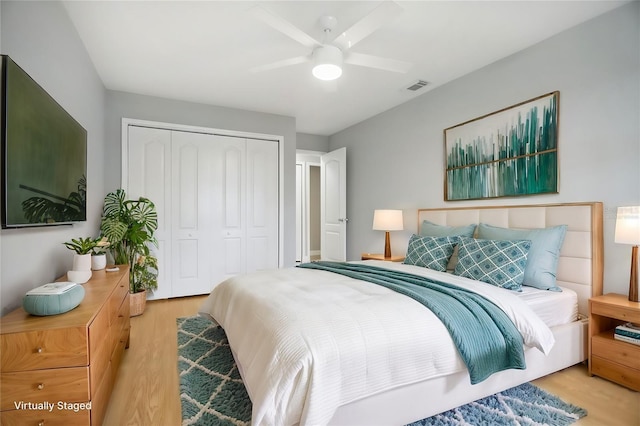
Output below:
[406,80,429,91]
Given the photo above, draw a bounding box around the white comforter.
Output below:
[199,261,554,426]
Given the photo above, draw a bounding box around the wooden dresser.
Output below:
[0,267,130,425]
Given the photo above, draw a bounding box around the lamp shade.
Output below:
[615,206,640,245]
[372,210,403,231]
[312,45,343,81]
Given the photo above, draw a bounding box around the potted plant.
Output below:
[99,189,159,316]
[63,237,98,271]
[91,237,110,270]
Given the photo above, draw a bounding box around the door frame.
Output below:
[296,150,323,263]
[121,117,285,267]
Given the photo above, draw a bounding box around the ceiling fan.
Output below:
[250,1,412,81]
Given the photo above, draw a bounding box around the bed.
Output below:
[199,202,603,425]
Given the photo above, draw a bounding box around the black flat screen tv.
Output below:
[1,55,87,228]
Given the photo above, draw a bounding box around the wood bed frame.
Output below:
[329,202,603,425]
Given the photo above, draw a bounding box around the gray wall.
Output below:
[329,2,640,296]
[105,91,298,268]
[1,1,106,315]
[297,132,330,152]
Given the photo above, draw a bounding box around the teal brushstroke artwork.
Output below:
[444,92,559,201]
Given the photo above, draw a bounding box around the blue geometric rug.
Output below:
[177,316,587,426]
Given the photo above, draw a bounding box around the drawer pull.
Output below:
[37,383,44,390]
[39,422,44,426]
[36,346,43,353]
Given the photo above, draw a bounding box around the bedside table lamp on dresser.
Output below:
[614,206,640,302]
[372,209,403,259]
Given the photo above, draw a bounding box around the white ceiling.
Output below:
[63,1,627,136]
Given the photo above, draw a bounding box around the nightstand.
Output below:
[361,253,405,262]
[588,293,640,391]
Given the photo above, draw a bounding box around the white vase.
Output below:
[91,254,107,271]
[73,253,92,271]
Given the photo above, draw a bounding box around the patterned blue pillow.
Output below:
[403,235,457,272]
[454,237,531,291]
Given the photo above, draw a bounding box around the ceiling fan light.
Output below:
[313,64,342,81]
[312,45,343,81]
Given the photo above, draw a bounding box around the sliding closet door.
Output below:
[127,126,172,300]
[170,131,215,297]
[246,139,279,273]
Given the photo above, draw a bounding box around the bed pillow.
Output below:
[403,234,457,272]
[476,223,567,292]
[420,220,476,238]
[454,236,531,291]
[420,220,477,271]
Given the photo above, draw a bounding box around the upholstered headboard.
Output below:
[417,202,603,316]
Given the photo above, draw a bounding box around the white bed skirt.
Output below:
[328,318,588,426]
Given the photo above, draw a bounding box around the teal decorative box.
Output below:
[22,282,85,316]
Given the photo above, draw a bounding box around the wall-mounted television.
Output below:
[1,55,87,228]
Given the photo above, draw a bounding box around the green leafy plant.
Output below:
[91,237,110,255]
[63,237,98,255]
[100,189,159,293]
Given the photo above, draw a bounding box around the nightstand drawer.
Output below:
[591,303,640,323]
[591,355,640,391]
[1,327,88,372]
[592,333,640,370]
[0,367,89,410]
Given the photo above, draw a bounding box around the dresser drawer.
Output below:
[88,303,110,359]
[1,406,90,426]
[0,366,89,410]
[108,275,129,325]
[591,355,640,391]
[1,327,88,372]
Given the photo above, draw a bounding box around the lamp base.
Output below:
[384,231,392,258]
[630,245,639,302]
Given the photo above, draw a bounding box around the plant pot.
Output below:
[72,253,92,271]
[91,254,107,271]
[129,290,147,317]
[67,269,92,284]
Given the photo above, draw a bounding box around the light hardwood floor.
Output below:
[103,295,639,426]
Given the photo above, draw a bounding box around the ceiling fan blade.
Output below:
[344,52,412,74]
[250,56,310,73]
[250,6,320,49]
[332,1,402,51]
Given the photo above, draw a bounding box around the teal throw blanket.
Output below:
[297,261,525,384]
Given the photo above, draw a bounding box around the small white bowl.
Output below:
[67,269,92,284]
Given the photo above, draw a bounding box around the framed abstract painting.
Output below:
[444,91,559,201]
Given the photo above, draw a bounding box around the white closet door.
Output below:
[127,126,172,300]
[246,139,279,273]
[169,131,213,297]
[210,135,246,284]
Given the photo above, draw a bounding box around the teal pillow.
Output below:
[420,220,476,238]
[404,234,457,272]
[420,221,476,271]
[477,223,567,291]
[23,285,85,316]
[454,237,531,291]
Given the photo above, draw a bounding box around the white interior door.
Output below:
[127,126,172,300]
[245,138,279,273]
[321,147,347,261]
[169,131,212,297]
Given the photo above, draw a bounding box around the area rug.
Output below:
[177,315,587,426]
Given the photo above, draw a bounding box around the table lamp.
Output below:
[615,206,640,302]
[372,209,403,258]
